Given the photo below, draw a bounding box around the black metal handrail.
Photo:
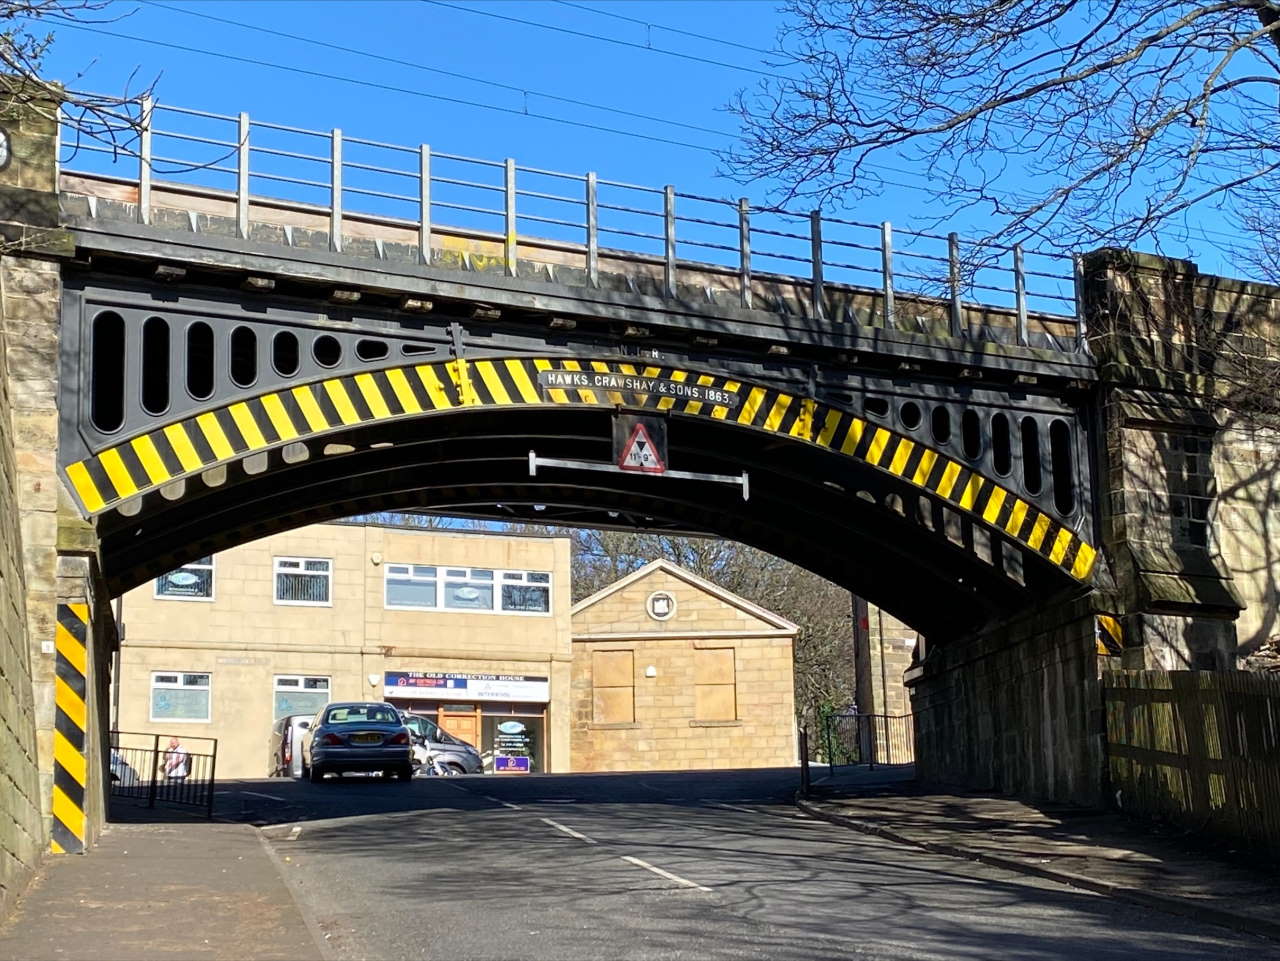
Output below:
[109,730,218,818]
[822,713,915,772]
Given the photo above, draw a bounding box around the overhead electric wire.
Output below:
[141,0,736,141]
[50,23,1140,240]
[551,1,778,57]
[57,13,960,197]
[53,23,723,152]
[423,0,783,79]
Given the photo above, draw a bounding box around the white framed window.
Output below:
[154,556,215,601]
[150,672,211,722]
[384,564,552,615]
[385,564,438,610]
[274,557,332,606]
[443,566,495,610]
[273,674,330,720]
[500,570,551,613]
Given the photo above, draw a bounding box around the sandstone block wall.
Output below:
[0,89,73,862]
[1084,249,1280,667]
[909,596,1103,805]
[0,296,44,917]
[859,604,915,717]
[569,634,796,772]
[5,254,62,818]
[569,563,798,773]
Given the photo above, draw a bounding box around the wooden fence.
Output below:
[1104,670,1280,852]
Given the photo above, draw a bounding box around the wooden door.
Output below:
[439,706,478,746]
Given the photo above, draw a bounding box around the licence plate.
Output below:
[352,734,382,744]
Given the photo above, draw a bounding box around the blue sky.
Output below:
[34,0,1242,283]
[44,2,793,202]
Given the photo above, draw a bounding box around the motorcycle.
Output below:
[411,737,454,777]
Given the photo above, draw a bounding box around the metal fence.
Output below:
[57,96,1082,347]
[1104,670,1280,855]
[822,713,916,773]
[109,730,218,817]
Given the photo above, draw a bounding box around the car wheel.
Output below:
[445,763,465,776]
[308,763,324,784]
[397,765,414,781]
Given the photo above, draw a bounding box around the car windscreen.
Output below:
[325,706,400,725]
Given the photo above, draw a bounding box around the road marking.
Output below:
[711,802,757,815]
[541,817,597,844]
[706,800,816,822]
[620,856,711,892]
[484,795,521,810]
[240,790,287,802]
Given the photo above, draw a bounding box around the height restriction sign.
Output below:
[613,414,668,474]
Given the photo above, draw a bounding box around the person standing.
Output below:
[163,737,191,780]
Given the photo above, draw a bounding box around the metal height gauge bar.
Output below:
[529,451,749,501]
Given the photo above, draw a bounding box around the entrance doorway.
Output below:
[439,703,478,745]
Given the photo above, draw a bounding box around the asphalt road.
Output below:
[235,769,1276,961]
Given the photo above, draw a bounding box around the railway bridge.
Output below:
[0,90,1263,873]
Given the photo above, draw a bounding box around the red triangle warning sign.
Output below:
[618,422,666,474]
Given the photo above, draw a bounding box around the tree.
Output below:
[0,2,153,165]
[729,1,1280,279]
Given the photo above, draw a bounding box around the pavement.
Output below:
[0,769,1276,960]
[800,764,1280,941]
[0,815,321,961]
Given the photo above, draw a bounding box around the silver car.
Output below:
[301,702,413,783]
[401,712,484,775]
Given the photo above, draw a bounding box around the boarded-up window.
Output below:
[695,648,737,721]
[592,650,634,724]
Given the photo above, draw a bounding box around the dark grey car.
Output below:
[301,702,413,783]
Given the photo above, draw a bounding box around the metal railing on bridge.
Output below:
[109,731,218,818]
[58,97,1083,350]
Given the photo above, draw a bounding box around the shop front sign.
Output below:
[384,670,549,702]
[493,718,535,774]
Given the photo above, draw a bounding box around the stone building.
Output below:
[116,522,574,777]
[569,560,798,772]
[114,523,800,778]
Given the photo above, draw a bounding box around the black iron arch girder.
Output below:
[61,280,1095,528]
[94,409,1065,638]
[66,337,1100,594]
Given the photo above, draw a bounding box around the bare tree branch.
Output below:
[0,1,155,162]
[727,1,1280,280]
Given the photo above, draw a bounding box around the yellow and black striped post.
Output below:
[1096,614,1124,656]
[51,602,89,854]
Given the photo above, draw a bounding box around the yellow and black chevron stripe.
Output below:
[1096,614,1124,656]
[51,603,89,855]
[63,356,1098,581]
